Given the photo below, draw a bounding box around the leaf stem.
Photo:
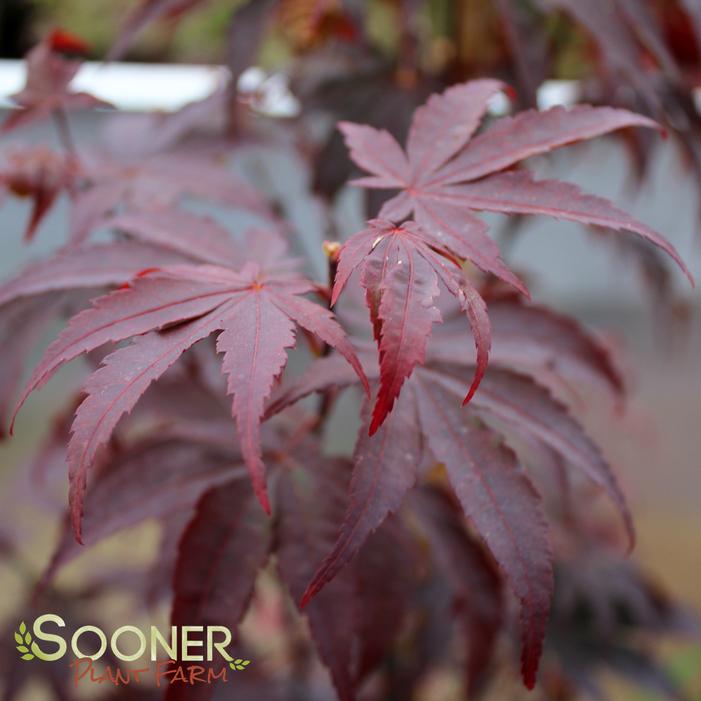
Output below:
[313,247,342,434]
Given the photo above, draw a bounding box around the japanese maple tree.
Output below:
[0,5,698,701]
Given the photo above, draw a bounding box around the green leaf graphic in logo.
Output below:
[14,622,35,661]
[229,658,251,671]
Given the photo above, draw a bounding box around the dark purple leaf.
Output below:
[413,375,553,689]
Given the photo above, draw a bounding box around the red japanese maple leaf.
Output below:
[339,80,692,285]
[69,150,274,246]
[167,441,416,701]
[298,370,554,689]
[291,359,634,688]
[169,478,271,699]
[271,292,636,688]
[332,218,492,434]
[1,31,110,134]
[12,261,369,540]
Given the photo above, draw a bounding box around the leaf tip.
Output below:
[49,28,91,56]
[329,286,341,308]
[462,378,482,406]
[355,365,371,399]
[8,403,22,436]
[368,388,395,435]
[368,410,383,436]
[253,483,272,516]
[300,577,323,609]
[523,673,537,691]
[520,645,541,691]
[135,267,160,278]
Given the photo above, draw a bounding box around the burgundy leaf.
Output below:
[276,457,357,701]
[549,549,698,700]
[338,123,409,186]
[494,0,549,107]
[67,303,238,541]
[486,296,623,396]
[413,375,554,689]
[473,370,634,547]
[171,478,270,627]
[427,366,634,547]
[302,390,421,605]
[127,153,269,214]
[274,289,624,417]
[98,88,225,161]
[15,261,367,528]
[412,487,504,696]
[332,219,491,434]
[411,198,527,295]
[431,104,660,185]
[341,82,691,285]
[11,271,239,425]
[42,437,241,585]
[0,241,188,309]
[453,277,492,406]
[108,209,241,266]
[434,171,692,283]
[72,152,273,244]
[0,298,60,436]
[168,478,270,701]
[369,235,441,432]
[430,294,624,398]
[353,520,414,681]
[406,80,506,178]
[542,0,664,112]
[266,352,369,419]
[216,294,297,513]
[68,181,130,246]
[615,0,679,77]
[1,33,111,134]
[146,511,192,606]
[270,292,370,394]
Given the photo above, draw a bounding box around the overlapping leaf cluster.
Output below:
[0,18,696,701]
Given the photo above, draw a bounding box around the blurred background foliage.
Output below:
[1,0,234,61]
[1,0,592,75]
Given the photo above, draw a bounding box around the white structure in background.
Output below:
[0,60,228,112]
[238,67,300,118]
[0,59,572,115]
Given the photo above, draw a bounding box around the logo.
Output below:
[14,615,251,689]
[14,621,42,661]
